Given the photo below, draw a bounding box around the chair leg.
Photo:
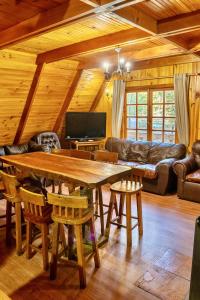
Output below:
[68,225,74,260]
[60,224,68,257]
[136,191,143,236]
[118,193,125,228]
[98,187,104,236]
[41,223,49,271]
[74,224,86,289]
[94,188,99,217]
[89,217,100,268]
[26,221,32,259]
[105,191,115,239]
[15,202,23,255]
[126,194,132,247]
[50,222,60,280]
[6,201,12,246]
[113,194,119,217]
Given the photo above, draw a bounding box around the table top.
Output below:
[0,152,131,188]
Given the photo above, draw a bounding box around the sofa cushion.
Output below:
[128,141,150,163]
[135,164,158,179]
[4,144,29,155]
[118,160,141,168]
[105,137,131,161]
[148,142,186,164]
[186,170,200,183]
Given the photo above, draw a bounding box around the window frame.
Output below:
[124,85,178,143]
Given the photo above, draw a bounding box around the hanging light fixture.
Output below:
[103,47,131,81]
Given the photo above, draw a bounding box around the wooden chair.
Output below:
[0,170,23,255]
[48,191,100,288]
[19,187,52,270]
[52,149,92,160]
[105,168,144,247]
[94,150,119,236]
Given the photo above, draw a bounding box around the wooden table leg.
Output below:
[105,191,115,240]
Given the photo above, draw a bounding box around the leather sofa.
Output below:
[30,131,61,152]
[173,140,200,202]
[105,137,186,195]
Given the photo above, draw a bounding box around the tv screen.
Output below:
[65,112,106,140]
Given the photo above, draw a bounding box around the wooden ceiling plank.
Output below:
[53,69,84,132]
[0,0,94,48]
[13,63,44,144]
[36,28,150,64]
[90,80,108,111]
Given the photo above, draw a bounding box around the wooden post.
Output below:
[14,63,44,144]
[53,69,83,132]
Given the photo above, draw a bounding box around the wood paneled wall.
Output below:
[96,62,200,138]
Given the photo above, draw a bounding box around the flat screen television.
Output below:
[65,112,106,140]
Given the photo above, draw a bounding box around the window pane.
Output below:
[164,118,176,131]
[153,104,163,117]
[164,132,175,143]
[165,90,175,103]
[127,130,136,140]
[137,130,147,141]
[138,118,147,129]
[138,105,147,116]
[127,93,136,104]
[127,118,136,129]
[153,91,163,103]
[165,104,176,117]
[127,105,136,116]
[152,131,162,142]
[152,118,163,130]
[138,92,147,104]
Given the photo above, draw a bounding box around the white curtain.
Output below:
[112,79,126,138]
[174,74,190,147]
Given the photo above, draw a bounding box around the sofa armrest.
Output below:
[173,156,198,180]
[156,157,176,170]
[28,141,49,152]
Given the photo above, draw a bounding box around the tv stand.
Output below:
[69,140,105,151]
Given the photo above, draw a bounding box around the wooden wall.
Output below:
[96,61,200,138]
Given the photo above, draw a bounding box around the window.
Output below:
[125,88,176,143]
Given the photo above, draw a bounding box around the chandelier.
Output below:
[103,47,131,81]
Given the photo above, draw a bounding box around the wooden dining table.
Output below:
[0,151,131,188]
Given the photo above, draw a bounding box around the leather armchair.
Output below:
[173,140,200,202]
[30,131,61,152]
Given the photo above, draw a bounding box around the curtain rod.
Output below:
[125,73,200,82]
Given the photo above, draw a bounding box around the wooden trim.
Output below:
[53,69,83,132]
[90,80,108,111]
[13,63,44,144]
[126,84,173,92]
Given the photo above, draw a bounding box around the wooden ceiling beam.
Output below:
[80,0,147,9]
[158,10,200,36]
[36,28,150,64]
[14,63,44,144]
[90,80,108,111]
[53,69,84,132]
[79,53,200,70]
[0,0,94,48]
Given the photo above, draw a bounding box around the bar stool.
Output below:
[19,187,52,270]
[0,170,23,255]
[48,191,100,289]
[94,150,118,236]
[105,169,144,247]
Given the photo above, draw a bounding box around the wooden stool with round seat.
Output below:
[105,169,144,247]
[48,190,100,289]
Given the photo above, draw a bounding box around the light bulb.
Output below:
[125,62,131,72]
[103,62,110,73]
[119,58,125,65]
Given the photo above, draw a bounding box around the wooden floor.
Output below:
[0,187,200,300]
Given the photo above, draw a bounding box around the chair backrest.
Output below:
[48,193,89,221]
[52,149,92,160]
[95,150,118,164]
[131,168,144,185]
[20,187,46,217]
[0,170,20,202]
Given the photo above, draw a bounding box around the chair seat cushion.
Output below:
[186,169,200,183]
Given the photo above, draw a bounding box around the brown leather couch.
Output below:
[30,131,61,152]
[173,140,200,202]
[105,137,186,195]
